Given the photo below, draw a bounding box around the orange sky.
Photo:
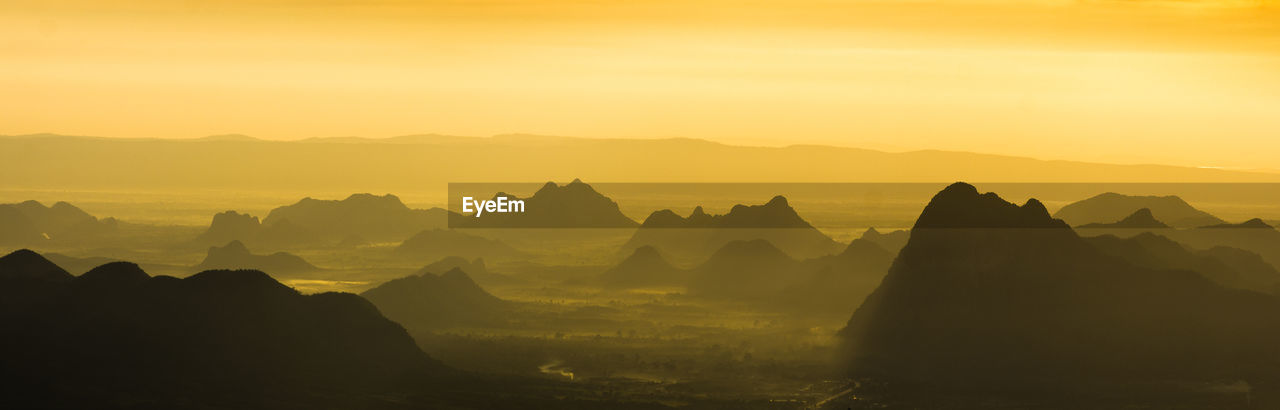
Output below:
[2,0,1278,169]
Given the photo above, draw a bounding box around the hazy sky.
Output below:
[3,0,1278,169]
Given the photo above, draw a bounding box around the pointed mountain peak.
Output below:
[440,266,476,283]
[219,240,250,254]
[1079,207,1170,229]
[1120,208,1166,226]
[940,181,980,197]
[690,206,708,218]
[1241,218,1274,228]
[915,182,1067,229]
[569,178,585,185]
[640,209,685,227]
[1022,198,1050,217]
[0,249,73,282]
[861,227,883,239]
[765,195,790,207]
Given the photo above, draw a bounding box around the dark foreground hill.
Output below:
[839,183,1280,391]
[1077,208,1170,229]
[0,250,451,408]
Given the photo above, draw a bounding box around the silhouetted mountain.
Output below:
[263,193,453,242]
[623,196,842,263]
[393,229,525,263]
[858,227,910,254]
[455,179,638,228]
[688,239,800,299]
[775,238,895,316]
[1077,208,1170,229]
[42,252,121,275]
[76,261,151,289]
[1054,192,1224,228]
[685,237,894,316]
[1201,218,1275,229]
[599,246,684,288]
[0,200,116,244]
[0,248,72,282]
[0,249,449,408]
[196,210,319,248]
[1085,232,1280,294]
[196,210,262,244]
[195,240,318,273]
[840,182,1280,389]
[421,256,522,287]
[362,267,508,330]
[1164,218,1280,269]
[0,206,42,244]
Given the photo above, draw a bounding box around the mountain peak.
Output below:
[1201,218,1275,229]
[766,195,789,207]
[914,182,1065,229]
[77,261,150,287]
[439,267,478,285]
[1054,191,1224,228]
[0,249,73,282]
[1078,207,1170,229]
[217,240,251,255]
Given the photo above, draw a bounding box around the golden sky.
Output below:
[2,0,1278,169]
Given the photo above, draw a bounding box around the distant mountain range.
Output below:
[0,249,450,408]
[601,230,894,316]
[1166,218,1280,269]
[840,182,1280,388]
[0,200,117,245]
[195,210,319,248]
[1085,232,1280,295]
[1077,208,1170,229]
[1055,192,1225,228]
[622,195,842,263]
[195,240,318,273]
[4,134,1276,196]
[263,193,452,242]
[453,179,638,228]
